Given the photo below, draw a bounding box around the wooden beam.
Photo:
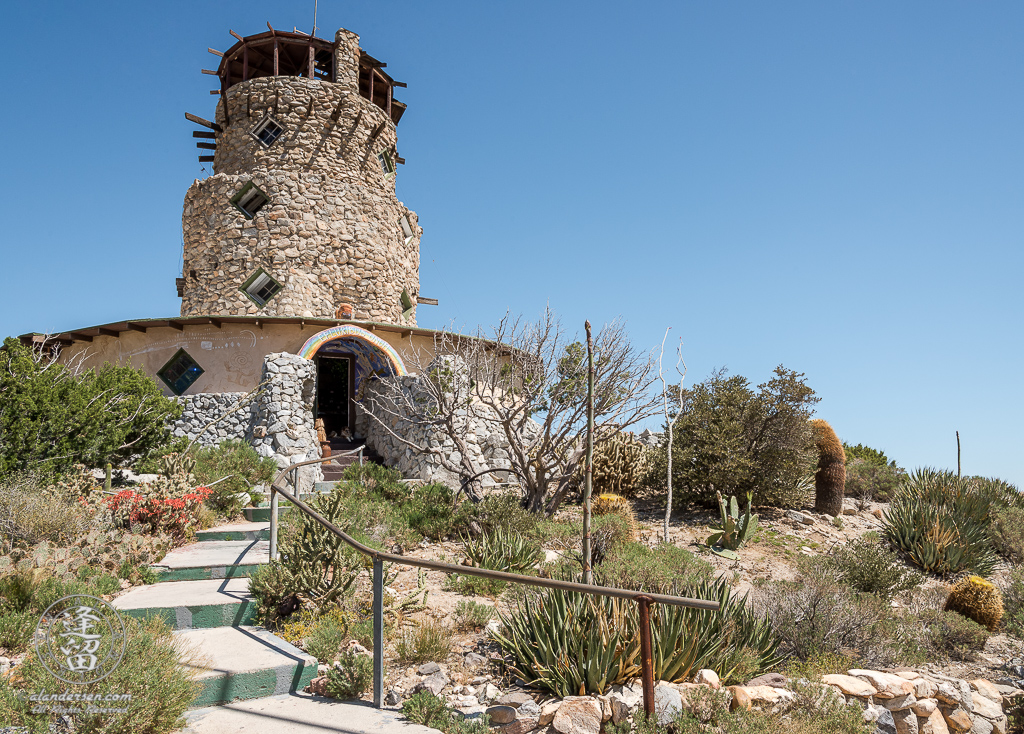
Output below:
[230,29,244,42]
[367,121,385,144]
[125,323,147,333]
[97,328,121,338]
[392,81,408,88]
[167,321,185,331]
[208,318,222,328]
[209,48,224,57]
[210,90,221,95]
[243,43,248,81]
[201,69,218,75]
[395,156,406,165]
[185,112,223,132]
[196,142,217,150]
[308,44,314,79]
[416,296,438,306]
[69,332,93,343]
[198,155,215,162]
[192,131,217,138]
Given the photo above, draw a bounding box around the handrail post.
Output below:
[372,557,384,708]
[359,447,364,466]
[636,595,655,718]
[268,485,278,561]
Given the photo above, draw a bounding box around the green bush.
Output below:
[596,542,713,596]
[403,484,462,540]
[843,443,899,469]
[463,491,536,536]
[305,612,349,664]
[922,608,990,661]
[0,473,92,553]
[454,600,493,630]
[0,337,181,478]
[844,459,903,504]
[342,463,411,503]
[191,440,278,515]
[990,506,1024,563]
[1003,566,1024,637]
[324,648,373,699]
[396,618,453,663]
[493,576,781,697]
[884,468,1000,577]
[823,535,921,600]
[0,616,199,733]
[402,691,490,734]
[248,561,299,628]
[0,610,35,652]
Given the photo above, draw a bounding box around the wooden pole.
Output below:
[957,431,961,479]
[583,320,595,586]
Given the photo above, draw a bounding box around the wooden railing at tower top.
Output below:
[268,454,720,716]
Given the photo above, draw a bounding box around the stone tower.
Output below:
[180,28,422,325]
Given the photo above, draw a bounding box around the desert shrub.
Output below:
[884,468,1000,577]
[403,691,491,734]
[249,562,299,628]
[990,506,1024,563]
[0,337,181,479]
[644,366,819,509]
[305,611,350,663]
[324,648,373,699]
[823,535,922,600]
[403,483,463,540]
[753,570,921,667]
[1002,567,1024,637]
[342,462,411,503]
[596,541,713,596]
[921,608,990,661]
[845,458,903,505]
[396,618,453,663]
[104,485,212,541]
[0,473,92,552]
[454,600,493,630]
[0,616,199,733]
[191,440,278,515]
[493,576,780,697]
[0,610,35,652]
[463,491,536,536]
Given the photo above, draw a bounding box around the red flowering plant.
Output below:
[105,484,211,541]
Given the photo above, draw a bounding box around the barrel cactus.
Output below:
[592,494,639,541]
[591,432,649,498]
[811,419,846,516]
[945,575,1004,631]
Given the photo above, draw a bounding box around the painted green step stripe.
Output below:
[195,528,270,541]
[152,564,263,582]
[121,600,256,630]
[244,507,291,522]
[190,664,318,708]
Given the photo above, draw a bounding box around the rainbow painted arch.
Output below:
[297,325,408,376]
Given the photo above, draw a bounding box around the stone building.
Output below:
[18,25,508,491]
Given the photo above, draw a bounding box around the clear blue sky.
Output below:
[1,2,1021,486]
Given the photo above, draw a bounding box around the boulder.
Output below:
[552,697,602,734]
[694,669,721,689]
[876,707,898,734]
[919,710,950,734]
[307,676,329,696]
[881,694,918,712]
[971,693,1003,721]
[746,672,788,688]
[502,717,539,734]
[519,700,542,719]
[497,691,534,708]
[539,701,561,726]
[413,671,449,696]
[596,695,612,722]
[609,686,642,724]
[465,652,487,668]
[729,686,752,712]
[971,681,1003,705]
[486,706,518,725]
[915,679,939,699]
[912,698,938,716]
[944,708,973,733]
[823,674,878,698]
[729,685,795,712]
[785,510,813,524]
[654,684,683,725]
[417,662,442,675]
[892,708,919,734]
[969,718,994,734]
[849,669,915,699]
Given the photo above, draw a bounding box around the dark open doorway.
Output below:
[314,356,353,435]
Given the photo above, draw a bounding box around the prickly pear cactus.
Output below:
[590,432,650,498]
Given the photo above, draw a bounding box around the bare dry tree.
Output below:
[359,308,661,514]
[657,328,687,542]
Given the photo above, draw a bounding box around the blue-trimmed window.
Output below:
[157,349,204,396]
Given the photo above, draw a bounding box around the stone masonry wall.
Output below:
[180,59,421,325]
[167,353,321,492]
[356,371,531,489]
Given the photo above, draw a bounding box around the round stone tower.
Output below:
[180,28,422,325]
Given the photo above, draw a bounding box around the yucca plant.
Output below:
[884,468,999,577]
[463,526,542,575]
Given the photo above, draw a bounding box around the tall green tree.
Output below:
[652,366,819,508]
[0,337,181,477]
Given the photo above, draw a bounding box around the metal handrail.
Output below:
[268,453,720,714]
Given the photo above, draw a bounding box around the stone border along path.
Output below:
[112,513,442,734]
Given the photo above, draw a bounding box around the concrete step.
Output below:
[179,692,443,733]
[196,522,270,542]
[244,506,292,522]
[176,626,317,708]
[113,578,256,630]
[151,540,269,582]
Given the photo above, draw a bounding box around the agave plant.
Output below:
[884,468,999,577]
[707,491,759,556]
[463,526,542,575]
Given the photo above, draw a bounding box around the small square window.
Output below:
[378,149,395,177]
[241,269,283,306]
[158,349,204,396]
[231,182,270,219]
[399,215,414,244]
[251,115,285,147]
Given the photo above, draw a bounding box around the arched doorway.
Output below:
[297,325,407,435]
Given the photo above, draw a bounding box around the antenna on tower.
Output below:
[312,0,319,37]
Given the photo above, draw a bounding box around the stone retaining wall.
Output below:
[171,393,250,446]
